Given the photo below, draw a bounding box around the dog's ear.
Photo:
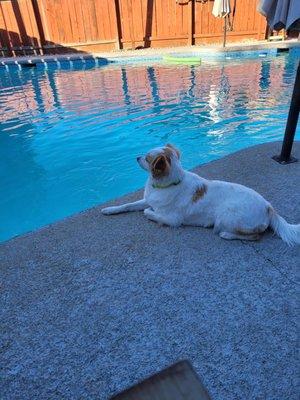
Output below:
[166,143,180,159]
[152,155,168,177]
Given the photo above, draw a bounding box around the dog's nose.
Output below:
[137,156,141,162]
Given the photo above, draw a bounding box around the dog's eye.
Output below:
[146,155,152,163]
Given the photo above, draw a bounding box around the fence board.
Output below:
[0,0,267,56]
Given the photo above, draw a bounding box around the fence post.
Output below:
[31,0,51,54]
[114,0,122,50]
[30,0,46,55]
[273,61,300,164]
[188,0,194,46]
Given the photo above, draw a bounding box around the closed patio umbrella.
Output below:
[258,0,300,30]
[258,1,300,164]
[212,0,230,18]
[212,0,231,47]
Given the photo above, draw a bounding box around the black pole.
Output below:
[273,61,300,164]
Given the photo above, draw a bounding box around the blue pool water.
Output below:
[0,52,299,242]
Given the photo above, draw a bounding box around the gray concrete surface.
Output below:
[1,141,299,400]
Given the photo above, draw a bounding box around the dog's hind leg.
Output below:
[102,199,148,215]
[219,231,261,241]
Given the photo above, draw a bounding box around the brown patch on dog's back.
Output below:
[192,184,207,202]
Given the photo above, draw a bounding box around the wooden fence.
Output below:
[0,0,267,57]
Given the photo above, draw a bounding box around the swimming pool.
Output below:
[1,51,299,242]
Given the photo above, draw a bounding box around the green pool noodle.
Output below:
[163,55,202,64]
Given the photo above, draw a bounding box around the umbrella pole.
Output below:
[273,61,300,164]
[223,15,227,48]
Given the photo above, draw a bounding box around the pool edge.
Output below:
[1,40,300,70]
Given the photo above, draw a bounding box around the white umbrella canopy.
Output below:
[212,0,231,18]
[258,0,300,30]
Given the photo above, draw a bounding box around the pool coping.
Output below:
[0,39,299,70]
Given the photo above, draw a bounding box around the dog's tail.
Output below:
[268,207,300,246]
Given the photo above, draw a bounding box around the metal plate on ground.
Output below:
[110,360,211,400]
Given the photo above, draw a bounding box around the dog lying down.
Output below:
[102,144,300,246]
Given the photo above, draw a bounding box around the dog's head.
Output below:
[137,144,181,179]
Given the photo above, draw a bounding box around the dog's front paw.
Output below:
[144,208,157,222]
[101,206,120,215]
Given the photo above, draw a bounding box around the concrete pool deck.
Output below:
[1,141,299,399]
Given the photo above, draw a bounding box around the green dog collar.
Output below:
[152,180,182,189]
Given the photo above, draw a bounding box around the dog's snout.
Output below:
[137,156,141,162]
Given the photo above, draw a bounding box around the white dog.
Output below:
[102,144,300,245]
